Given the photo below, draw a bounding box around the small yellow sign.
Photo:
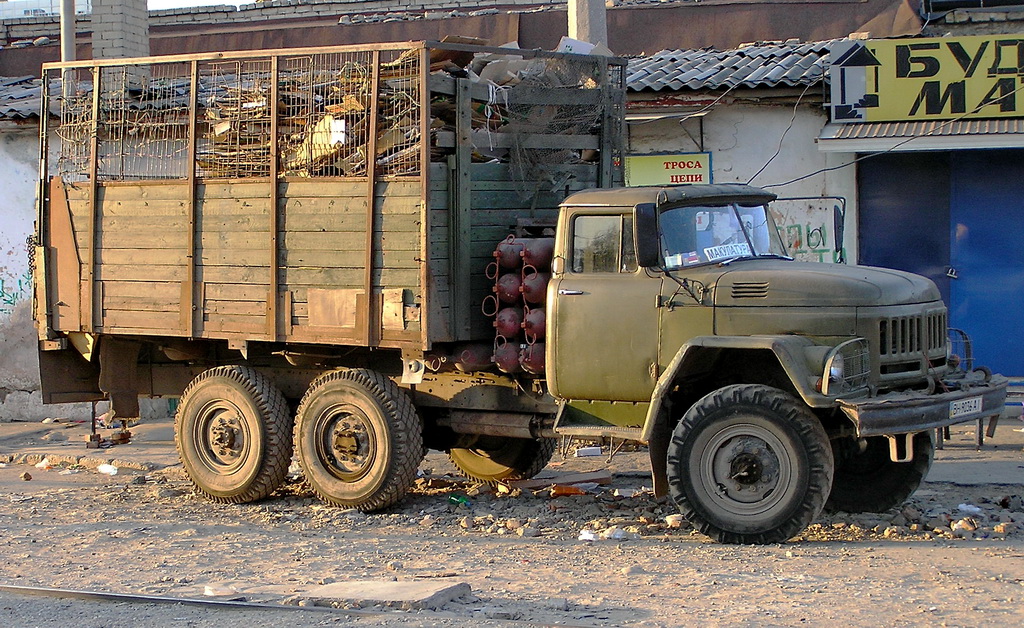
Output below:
[830,35,1024,123]
[625,153,712,186]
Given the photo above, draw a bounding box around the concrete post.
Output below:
[567,0,608,47]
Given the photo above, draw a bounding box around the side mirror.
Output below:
[833,203,846,264]
[634,203,660,268]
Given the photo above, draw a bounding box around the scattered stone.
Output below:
[386,560,403,571]
[476,606,519,620]
[517,526,540,538]
[664,514,685,528]
[621,565,645,576]
[19,472,31,481]
[419,515,435,527]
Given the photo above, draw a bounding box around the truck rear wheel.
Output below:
[827,433,933,513]
[174,366,293,503]
[448,437,556,485]
[667,384,833,544]
[293,369,423,511]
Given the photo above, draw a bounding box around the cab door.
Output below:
[547,210,663,402]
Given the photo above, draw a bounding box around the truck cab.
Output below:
[547,184,1007,543]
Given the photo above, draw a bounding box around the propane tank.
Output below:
[519,342,545,375]
[520,269,550,305]
[494,272,522,303]
[494,236,525,269]
[522,307,546,341]
[494,307,523,338]
[521,238,555,270]
[493,340,522,373]
[454,344,493,372]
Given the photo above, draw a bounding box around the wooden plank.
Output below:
[197,247,270,266]
[282,266,420,287]
[198,265,271,283]
[204,283,270,301]
[197,214,271,233]
[201,317,268,335]
[98,215,188,231]
[96,248,185,265]
[97,264,186,283]
[95,182,192,202]
[101,296,180,312]
[97,199,189,217]
[280,249,419,269]
[198,182,275,200]
[102,309,181,330]
[198,231,272,250]
[281,196,369,216]
[96,230,188,249]
[281,212,368,233]
[435,130,599,150]
[204,300,266,316]
[195,198,271,216]
[100,280,181,299]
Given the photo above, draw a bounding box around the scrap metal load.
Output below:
[51,40,621,187]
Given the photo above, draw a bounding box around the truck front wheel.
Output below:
[667,384,833,544]
[826,434,933,513]
[293,369,423,511]
[175,366,293,503]
[448,437,556,485]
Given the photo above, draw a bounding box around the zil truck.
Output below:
[33,41,1007,544]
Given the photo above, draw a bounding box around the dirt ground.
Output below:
[1,420,1023,627]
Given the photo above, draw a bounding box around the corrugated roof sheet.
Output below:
[627,40,836,92]
[821,118,1024,139]
[0,76,53,120]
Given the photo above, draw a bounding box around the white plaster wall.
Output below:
[627,103,859,264]
[0,127,38,312]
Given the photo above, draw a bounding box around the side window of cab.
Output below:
[571,214,638,273]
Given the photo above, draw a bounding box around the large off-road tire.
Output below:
[448,436,556,485]
[174,366,293,503]
[826,433,933,513]
[667,384,834,544]
[293,369,423,511]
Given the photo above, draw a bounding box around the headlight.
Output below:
[828,353,845,382]
[820,338,870,396]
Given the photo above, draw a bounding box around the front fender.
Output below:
[640,335,828,443]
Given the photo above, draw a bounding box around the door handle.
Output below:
[558,289,584,295]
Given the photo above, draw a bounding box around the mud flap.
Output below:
[98,337,141,419]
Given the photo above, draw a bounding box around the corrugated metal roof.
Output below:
[0,76,52,120]
[821,118,1024,139]
[627,40,836,92]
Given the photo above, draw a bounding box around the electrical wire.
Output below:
[762,76,1024,190]
[745,81,813,185]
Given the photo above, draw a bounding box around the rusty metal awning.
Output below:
[818,119,1024,152]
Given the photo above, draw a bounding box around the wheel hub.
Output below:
[332,419,369,463]
[710,435,782,505]
[210,416,241,457]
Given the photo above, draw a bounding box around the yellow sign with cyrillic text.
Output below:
[625,153,712,186]
[829,35,1024,123]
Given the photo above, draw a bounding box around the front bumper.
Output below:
[837,371,1008,437]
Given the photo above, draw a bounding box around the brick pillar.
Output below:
[567,0,608,47]
[91,0,149,59]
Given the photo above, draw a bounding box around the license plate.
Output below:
[949,396,983,419]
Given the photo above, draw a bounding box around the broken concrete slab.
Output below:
[289,580,471,611]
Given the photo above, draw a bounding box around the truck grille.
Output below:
[731,282,769,299]
[879,311,946,357]
[876,310,947,379]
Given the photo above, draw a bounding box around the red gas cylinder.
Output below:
[522,307,546,341]
[494,307,523,338]
[454,344,493,372]
[520,270,550,305]
[519,342,545,375]
[494,272,522,304]
[494,237,525,269]
[521,238,555,270]
[493,341,522,373]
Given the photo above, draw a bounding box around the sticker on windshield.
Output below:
[703,243,751,261]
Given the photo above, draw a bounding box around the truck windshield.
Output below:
[659,203,789,269]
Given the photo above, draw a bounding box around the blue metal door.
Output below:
[949,149,1024,376]
[857,153,951,302]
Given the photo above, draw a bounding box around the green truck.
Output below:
[33,42,1007,544]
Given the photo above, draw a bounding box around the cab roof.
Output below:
[563,184,777,208]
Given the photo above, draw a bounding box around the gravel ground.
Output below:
[1,422,1023,627]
